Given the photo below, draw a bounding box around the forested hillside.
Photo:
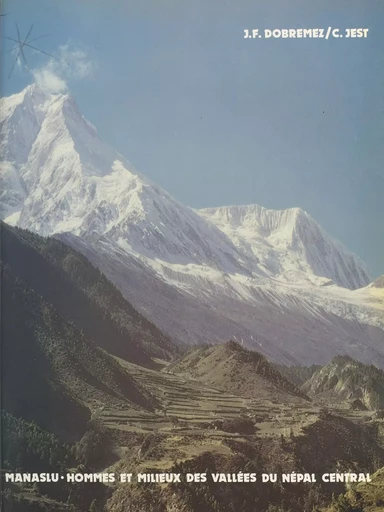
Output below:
[1,222,178,363]
[1,263,154,440]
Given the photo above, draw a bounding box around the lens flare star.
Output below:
[6,22,54,78]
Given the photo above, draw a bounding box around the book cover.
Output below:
[1,1,383,511]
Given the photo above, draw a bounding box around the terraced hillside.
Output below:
[98,357,373,451]
[3,344,381,512]
[170,341,308,400]
[96,356,383,512]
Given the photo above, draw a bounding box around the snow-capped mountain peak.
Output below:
[199,204,371,289]
[0,85,372,287]
[1,84,382,367]
[1,86,249,271]
[0,85,373,289]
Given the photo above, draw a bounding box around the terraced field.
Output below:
[97,359,325,439]
[99,359,373,440]
[83,355,379,479]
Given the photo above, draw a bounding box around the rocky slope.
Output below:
[302,355,384,410]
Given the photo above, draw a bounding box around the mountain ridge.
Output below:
[171,340,308,402]
[1,84,383,367]
[199,204,371,290]
[1,85,371,289]
[1,221,177,362]
[1,262,154,441]
[302,355,384,410]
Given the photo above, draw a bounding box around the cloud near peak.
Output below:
[32,42,97,93]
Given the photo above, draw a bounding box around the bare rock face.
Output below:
[372,275,384,288]
[302,355,384,410]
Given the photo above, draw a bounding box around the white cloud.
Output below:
[32,68,68,94]
[32,42,96,93]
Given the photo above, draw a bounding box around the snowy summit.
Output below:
[1,85,383,366]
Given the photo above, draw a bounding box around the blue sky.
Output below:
[2,0,383,276]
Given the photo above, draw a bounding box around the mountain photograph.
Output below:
[1,84,383,368]
[1,1,383,511]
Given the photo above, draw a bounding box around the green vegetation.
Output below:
[75,420,113,468]
[2,412,71,472]
[1,262,154,441]
[323,468,384,511]
[293,411,384,475]
[1,413,111,511]
[106,422,384,512]
[220,418,256,434]
[1,222,177,363]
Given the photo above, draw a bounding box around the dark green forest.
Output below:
[1,222,177,363]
